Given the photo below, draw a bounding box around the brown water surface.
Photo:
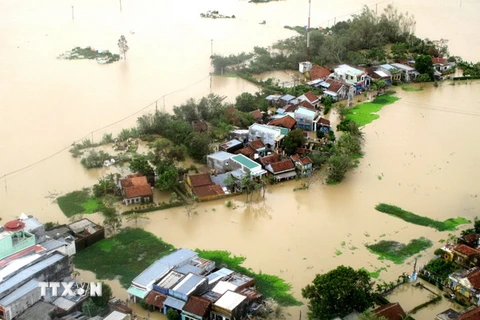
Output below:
[1,1,480,319]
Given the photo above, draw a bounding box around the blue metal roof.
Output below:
[0,279,38,306]
[132,249,197,288]
[175,264,203,276]
[164,296,186,310]
[0,253,64,297]
[280,94,295,102]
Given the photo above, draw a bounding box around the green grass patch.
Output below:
[196,250,301,307]
[73,228,175,288]
[335,249,343,256]
[366,237,433,264]
[362,267,387,279]
[345,93,400,126]
[57,189,102,217]
[401,84,423,92]
[375,203,470,231]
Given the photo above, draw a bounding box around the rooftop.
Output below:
[0,279,38,306]
[132,248,197,288]
[235,146,256,159]
[219,139,242,150]
[183,296,212,317]
[249,139,265,150]
[52,296,77,311]
[68,219,102,235]
[208,151,235,162]
[374,302,407,320]
[336,64,364,75]
[145,291,167,308]
[172,273,206,295]
[188,173,214,188]
[268,115,297,129]
[457,306,480,320]
[21,216,43,232]
[466,268,480,289]
[212,281,238,295]
[193,184,225,199]
[17,301,56,320]
[164,295,186,310]
[206,268,234,285]
[250,109,263,119]
[435,308,461,320]
[249,123,283,136]
[214,290,247,311]
[156,270,185,289]
[268,159,295,174]
[309,65,331,80]
[390,63,415,71]
[295,106,316,118]
[304,91,319,103]
[280,94,295,102]
[103,310,130,320]
[453,244,479,256]
[231,154,261,170]
[259,154,281,167]
[124,184,152,198]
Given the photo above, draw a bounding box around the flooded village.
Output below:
[1,0,480,319]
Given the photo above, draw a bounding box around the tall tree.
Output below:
[126,212,150,227]
[282,129,306,155]
[129,156,155,178]
[118,35,129,60]
[415,54,434,80]
[302,266,374,320]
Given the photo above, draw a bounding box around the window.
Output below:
[298,124,303,129]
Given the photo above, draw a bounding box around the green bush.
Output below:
[57,189,102,217]
[366,237,432,264]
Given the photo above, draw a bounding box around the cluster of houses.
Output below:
[0,214,133,320]
[297,59,455,101]
[127,248,264,320]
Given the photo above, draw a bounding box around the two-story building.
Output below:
[390,63,420,82]
[248,124,289,151]
[334,64,367,92]
[294,107,317,131]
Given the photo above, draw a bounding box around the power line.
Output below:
[0,75,210,181]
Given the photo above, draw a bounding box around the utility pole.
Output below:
[71,6,75,21]
[119,0,122,12]
[210,39,213,93]
[306,0,311,61]
[376,3,378,14]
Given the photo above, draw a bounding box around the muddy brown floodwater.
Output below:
[1,0,480,319]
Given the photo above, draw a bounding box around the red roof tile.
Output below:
[260,154,280,166]
[299,157,312,165]
[466,269,480,289]
[325,79,347,93]
[269,159,295,173]
[235,146,256,159]
[124,185,153,198]
[145,291,166,308]
[457,306,480,320]
[268,116,296,129]
[454,244,479,256]
[238,287,262,300]
[432,57,447,65]
[374,303,407,320]
[299,100,315,110]
[188,173,213,188]
[463,233,479,244]
[283,105,299,113]
[183,296,212,317]
[304,91,319,103]
[318,117,331,126]
[249,139,265,150]
[250,109,263,120]
[309,65,331,80]
[120,174,148,188]
[193,184,225,199]
[290,154,300,161]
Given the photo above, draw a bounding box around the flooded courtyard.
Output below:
[1,0,480,319]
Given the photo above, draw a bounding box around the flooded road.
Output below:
[1,0,480,319]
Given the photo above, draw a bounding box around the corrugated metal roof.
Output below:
[164,295,186,310]
[21,217,43,231]
[17,301,56,320]
[172,273,206,295]
[41,239,64,251]
[207,268,234,285]
[175,264,204,275]
[0,279,39,305]
[207,151,235,162]
[132,249,197,288]
[295,107,316,117]
[212,281,238,295]
[52,297,76,311]
[157,271,185,289]
[103,310,129,320]
[0,253,64,296]
[214,291,246,311]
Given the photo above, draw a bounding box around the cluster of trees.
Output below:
[81,282,112,317]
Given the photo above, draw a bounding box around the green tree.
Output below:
[167,309,181,320]
[129,155,155,178]
[390,42,408,60]
[91,282,112,308]
[371,79,387,93]
[415,54,434,80]
[156,165,179,191]
[235,92,258,112]
[92,174,118,197]
[101,206,122,235]
[187,134,213,162]
[282,129,306,155]
[302,266,374,320]
[117,35,129,60]
[126,212,150,227]
[82,298,103,317]
[326,151,354,184]
[337,132,363,155]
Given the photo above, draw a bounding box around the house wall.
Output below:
[1,287,41,320]
[295,114,315,131]
[248,128,278,149]
[207,157,230,173]
[0,231,36,260]
[74,229,105,252]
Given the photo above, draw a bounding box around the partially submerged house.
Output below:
[118,174,153,205]
[379,64,402,83]
[207,151,235,173]
[229,154,267,179]
[374,302,407,320]
[390,63,419,82]
[451,244,480,268]
[279,94,296,107]
[294,107,317,131]
[319,79,353,100]
[248,124,289,151]
[218,139,243,154]
[306,64,331,82]
[291,154,313,176]
[250,110,263,123]
[267,115,296,130]
[185,173,225,202]
[211,290,249,320]
[67,218,105,252]
[447,267,480,305]
[334,64,367,91]
[297,91,320,108]
[265,159,296,182]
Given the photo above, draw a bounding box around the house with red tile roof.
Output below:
[452,244,480,268]
[265,159,296,182]
[259,154,280,167]
[235,146,256,160]
[458,233,480,249]
[267,115,296,130]
[250,109,263,123]
[182,296,212,320]
[456,306,480,320]
[248,139,266,157]
[321,78,353,100]
[185,173,225,202]
[307,65,332,81]
[119,174,153,205]
[290,155,313,176]
[374,302,407,320]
